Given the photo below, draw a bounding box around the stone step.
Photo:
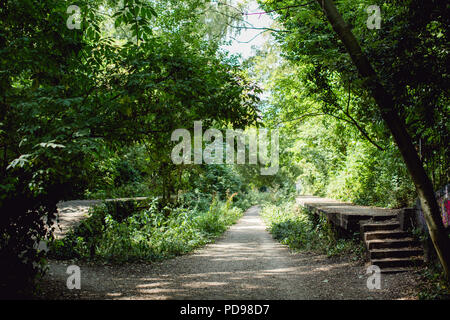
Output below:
[366,238,417,250]
[379,267,417,274]
[364,230,408,241]
[372,214,398,222]
[361,221,400,233]
[369,247,423,259]
[371,257,423,269]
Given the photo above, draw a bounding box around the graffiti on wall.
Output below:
[436,184,450,228]
[416,184,450,230]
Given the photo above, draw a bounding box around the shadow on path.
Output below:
[40,206,420,300]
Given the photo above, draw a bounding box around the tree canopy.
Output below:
[0,0,449,296]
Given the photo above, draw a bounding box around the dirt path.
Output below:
[38,206,420,300]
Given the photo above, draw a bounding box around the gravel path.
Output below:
[38,206,421,300]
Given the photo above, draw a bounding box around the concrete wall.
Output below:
[414,183,450,232]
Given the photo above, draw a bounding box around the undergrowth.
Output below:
[260,200,365,259]
[417,264,450,300]
[49,193,244,263]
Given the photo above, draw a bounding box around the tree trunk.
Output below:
[316,0,450,279]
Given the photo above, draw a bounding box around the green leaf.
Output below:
[7,154,32,170]
[35,142,66,149]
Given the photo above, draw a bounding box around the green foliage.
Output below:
[49,195,244,263]
[84,145,151,199]
[260,199,364,259]
[326,141,415,208]
[0,0,260,296]
[248,40,416,208]
[252,0,449,208]
[195,194,242,236]
[4,0,447,298]
[418,266,450,300]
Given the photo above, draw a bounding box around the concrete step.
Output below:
[361,221,400,233]
[369,247,423,259]
[366,238,418,250]
[371,257,423,269]
[379,267,417,274]
[364,230,408,241]
[372,214,398,222]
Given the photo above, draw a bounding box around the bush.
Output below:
[49,194,244,263]
[103,200,140,222]
[326,142,415,208]
[261,200,364,259]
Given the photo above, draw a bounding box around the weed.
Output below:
[260,201,364,259]
[48,194,243,263]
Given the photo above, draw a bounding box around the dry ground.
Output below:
[37,205,422,300]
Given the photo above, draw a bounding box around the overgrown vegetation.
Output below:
[1,0,449,298]
[260,194,365,260]
[418,265,450,300]
[255,0,450,278]
[49,193,245,263]
[248,0,449,210]
[0,0,260,297]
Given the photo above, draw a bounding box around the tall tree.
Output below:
[258,0,449,280]
[312,0,450,278]
[0,0,260,296]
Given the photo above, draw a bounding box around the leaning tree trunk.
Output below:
[315,0,450,279]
